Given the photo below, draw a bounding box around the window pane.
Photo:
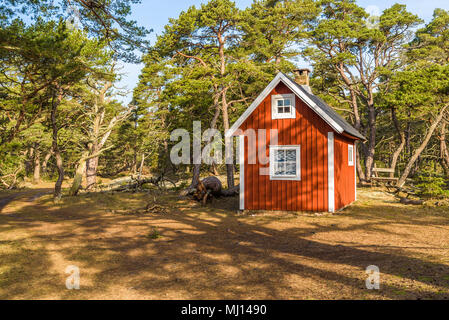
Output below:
[277,100,284,107]
[284,99,291,106]
[284,106,290,114]
[275,150,286,162]
[286,163,296,175]
[286,150,296,162]
[275,163,286,175]
[271,147,300,178]
[278,107,283,114]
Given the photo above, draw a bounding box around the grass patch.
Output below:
[147,227,162,239]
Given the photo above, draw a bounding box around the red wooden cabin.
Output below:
[227,70,365,213]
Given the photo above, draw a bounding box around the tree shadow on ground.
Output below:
[0,191,448,299]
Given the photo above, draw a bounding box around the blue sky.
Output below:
[118,0,448,104]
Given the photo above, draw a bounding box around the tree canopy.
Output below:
[1,0,448,200]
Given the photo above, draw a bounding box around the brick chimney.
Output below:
[293,68,310,86]
[293,68,312,93]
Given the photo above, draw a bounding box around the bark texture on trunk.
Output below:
[364,104,376,180]
[33,144,41,184]
[138,153,145,180]
[42,148,53,175]
[190,164,201,189]
[390,107,406,178]
[440,122,449,177]
[86,156,99,190]
[69,153,88,196]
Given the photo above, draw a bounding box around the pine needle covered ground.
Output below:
[0,187,448,300]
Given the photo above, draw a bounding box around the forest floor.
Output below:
[0,184,448,300]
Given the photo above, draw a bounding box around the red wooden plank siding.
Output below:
[306,105,312,211]
[334,134,357,210]
[265,99,271,210]
[299,100,305,211]
[292,103,298,211]
[260,100,267,210]
[312,112,323,211]
[298,99,304,211]
[255,97,261,210]
[241,82,334,212]
[312,111,318,211]
[271,98,279,210]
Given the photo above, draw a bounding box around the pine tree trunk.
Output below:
[51,89,64,200]
[221,87,234,188]
[190,164,201,189]
[138,153,145,179]
[189,89,221,189]
[364,104,376,180]
[42,148,53,175]
[86,156,99,190]
[356,145,366,183]
[69,153,88,196]
[218,32,234,189]
[398,105,448,187]
[390,107,406,178]
[440,122,449,177]
[33,144,41,184]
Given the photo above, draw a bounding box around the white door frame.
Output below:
[239,135,245,211]
[328,132,335,213]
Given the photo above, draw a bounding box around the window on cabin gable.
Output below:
[272,94,296,119]
[269,146,301,181]
[348,144,354,166]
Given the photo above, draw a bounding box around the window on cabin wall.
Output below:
[271,94,296,119]
[348,144,354,166]
[269,146,301,181]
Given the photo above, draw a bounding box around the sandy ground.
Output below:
[0,186,448,300]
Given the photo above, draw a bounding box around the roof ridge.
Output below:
[282,73,365,141]
[227,72,365,141]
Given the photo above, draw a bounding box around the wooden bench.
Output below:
[371,167,398,185]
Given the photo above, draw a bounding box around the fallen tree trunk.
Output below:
[399,197,424,205]
[96,175,176,193]
[220,184,239,197]
[190,176,239,204]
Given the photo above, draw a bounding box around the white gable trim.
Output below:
[226,73,344,138]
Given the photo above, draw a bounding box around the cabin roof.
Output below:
[226,72,366,141]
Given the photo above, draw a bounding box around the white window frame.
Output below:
[348,144,354,166]
[269,145,301,181]
[271,94,296,120]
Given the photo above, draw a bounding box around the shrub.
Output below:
[147,227,162,239]
[415,175,449,198]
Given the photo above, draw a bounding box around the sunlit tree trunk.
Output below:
[390,107,406,178]
[33,143,41,184]
[41,147,53,176]
[440,121,449,177]
[218,32,234,188]
[70,152,88,196]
